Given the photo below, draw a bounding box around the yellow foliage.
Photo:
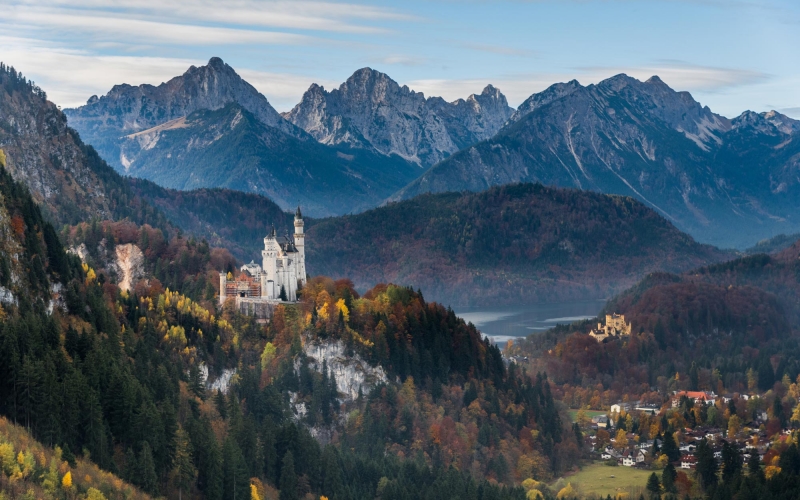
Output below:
[556,482,575,499]
[260,342,277,370]
[335,298,350,323]
[250,483,262,500]
[0,149,6,167]
[62,470,73,489]
[86,267,96,283]
[765,465,782,479]
[526,490,543,500]
[0,441,20,476]
[521,478,542,491]
[86,487,107,500]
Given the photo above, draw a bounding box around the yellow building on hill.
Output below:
[589,313,632,342]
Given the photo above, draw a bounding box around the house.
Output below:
[620,450,636,467]
[672,391,717,407]
[592,415,609,428]
[636,450,647,463]
[610,403,631,414]
[680,454,697,469]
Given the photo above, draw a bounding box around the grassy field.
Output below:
[567,409,607,422]
[555,462,650,498]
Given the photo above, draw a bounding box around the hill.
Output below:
[0,416,150,500]
[0,63,165,228]
[65,58,424,217]
[513,238,800,405]
[0,152,536,498]
[304,183,729,307]
[394,74,800,249]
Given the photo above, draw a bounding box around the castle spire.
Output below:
[295,206,302,220]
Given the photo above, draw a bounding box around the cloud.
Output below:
[461,43,535,57]
[377,55,428,66]
[6,0,415,35]
[2,8,315,45]
[578,61,769,93]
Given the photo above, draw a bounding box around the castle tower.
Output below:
[294,206,307,286]
[262,225,278,298]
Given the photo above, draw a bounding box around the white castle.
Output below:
[219,207,307,312]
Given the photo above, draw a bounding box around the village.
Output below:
[578,388,793,475]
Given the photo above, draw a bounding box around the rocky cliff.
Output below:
[283,68,514,166]
[0,64,161,227]
[394,74,800,249]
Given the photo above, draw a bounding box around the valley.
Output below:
[1,15,800,497]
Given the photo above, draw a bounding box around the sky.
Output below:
[0,0,798,118]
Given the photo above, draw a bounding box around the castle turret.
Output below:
[219,272,227,305]
[262,225,278,298]
[294,206,306,286]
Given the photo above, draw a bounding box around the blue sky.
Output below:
[1,0,797,118]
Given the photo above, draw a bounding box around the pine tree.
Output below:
[279,450,298,500]
[695,438,717,491]
[138,442,159,496]
[747,451,764,483]
[721,440,742,482]
[215,390,228,420]
[662,463,677,493]
[222,438,249,500]
[662,431,680,462]
[172,427,197,500]
[279,285,288,302]
[646,472,661,498]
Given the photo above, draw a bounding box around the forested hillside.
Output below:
[513,239,800,409]
[306,183,729,307]
[0,153,547,498]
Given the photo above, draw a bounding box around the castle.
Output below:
[219,207,307,315]
[589,313,632,342]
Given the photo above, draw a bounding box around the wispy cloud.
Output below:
[408,62,770,107]
[461,43,535,57]
[377,55,428,66]
[2,8,315,45]
[779,107,800,119]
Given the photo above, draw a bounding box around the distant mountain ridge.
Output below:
[284,68,514,167]
[64,57,300,171]
[394,74,800,248]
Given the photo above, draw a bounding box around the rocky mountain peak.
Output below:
[508,79,583,123]
[284,68,513,166]
[65,57,301,172]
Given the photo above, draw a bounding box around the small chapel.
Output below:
[219,207,307,314]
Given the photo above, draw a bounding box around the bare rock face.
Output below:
[283,68,514,166]
[395,74,800,249]
[114,243,144,292]
[64,57,301,172]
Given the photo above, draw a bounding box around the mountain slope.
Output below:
[284,68,514,166]
[0,63,165,228]
[304,183,729,307]
[65,59,423,217]
[64,57,299,171]
[394,74,800,249]
[117,102,421,216]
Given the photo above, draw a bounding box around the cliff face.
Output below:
[394,74,800,249]
[64,57,302,172]
[0,67,122,225]
[283,68,514,166]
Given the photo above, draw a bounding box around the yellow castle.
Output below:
[589,313,632,342]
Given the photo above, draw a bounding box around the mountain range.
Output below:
[395,75,800,248]
[63,58,800,248]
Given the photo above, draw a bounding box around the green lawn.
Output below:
[567,409,607,423]
[555,462,651,498]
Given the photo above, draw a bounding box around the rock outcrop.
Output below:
[114,243,144,292]
[284,68,514,166]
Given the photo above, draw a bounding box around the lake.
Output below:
[455,299,606,344]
